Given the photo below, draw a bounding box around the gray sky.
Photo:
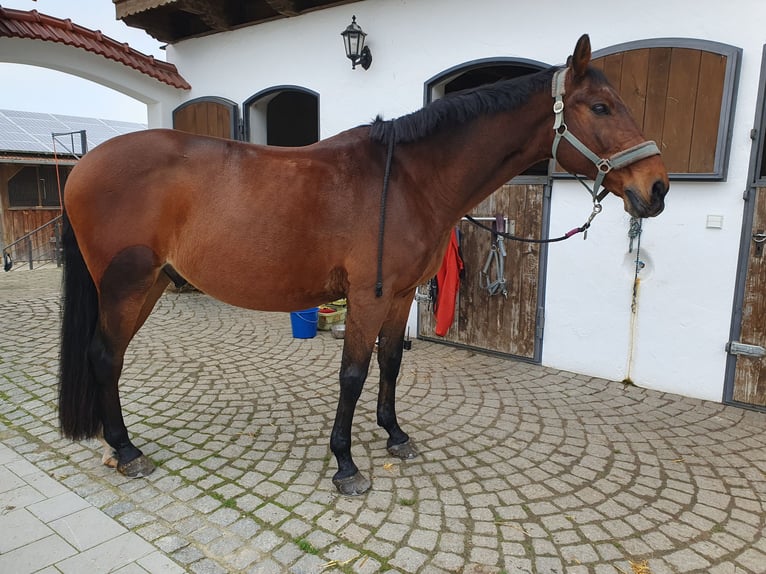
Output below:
[0,0,165,123]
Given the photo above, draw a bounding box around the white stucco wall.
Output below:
[160,0,766,403]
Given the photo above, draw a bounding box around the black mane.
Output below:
[370,66,559,144]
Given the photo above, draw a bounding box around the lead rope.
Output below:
[375,122,396,297]
[465,203,601,244]
[629,217,643,313]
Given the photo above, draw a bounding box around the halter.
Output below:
[480,215,508,298]
[551,67,660,206]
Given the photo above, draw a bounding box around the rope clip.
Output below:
[582,202,603,240]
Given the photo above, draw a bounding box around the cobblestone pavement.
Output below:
[1,266,765,574]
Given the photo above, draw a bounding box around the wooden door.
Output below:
[728,186,766,408]
[418,182,546,360]
[726,45,766,410]
[173,98,238,139]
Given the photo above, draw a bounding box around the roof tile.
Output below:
[0,7,190,90]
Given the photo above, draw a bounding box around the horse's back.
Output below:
[66,129,207,204]
[65,129,296,228]
[62,128,384,310]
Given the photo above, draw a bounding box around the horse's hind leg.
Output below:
[377,291,418,460]
[92,247,168,477]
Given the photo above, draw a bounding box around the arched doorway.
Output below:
[0,7,189,125]
[244,86,319,146]
[418,58,551,362]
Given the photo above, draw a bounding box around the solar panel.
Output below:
[0,110,146,155]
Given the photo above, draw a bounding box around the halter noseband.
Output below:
[551,67,660,204]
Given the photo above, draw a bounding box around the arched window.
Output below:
[173,97,240,139]
[425,58,550,177]
[592,39,741,180]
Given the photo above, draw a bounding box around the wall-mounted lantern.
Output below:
[341,15,372,70]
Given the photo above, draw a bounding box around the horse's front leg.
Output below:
[377,291,418,460]
[330,302,383,496]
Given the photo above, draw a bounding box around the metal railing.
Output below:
[2,216,63,271]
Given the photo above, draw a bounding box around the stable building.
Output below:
[0,109,145,266]
[2,0,765,411]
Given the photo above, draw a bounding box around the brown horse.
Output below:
[59,35,668,495]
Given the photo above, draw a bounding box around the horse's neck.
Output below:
[404,90,554,227]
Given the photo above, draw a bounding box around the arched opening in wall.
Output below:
[244,87,319,146]
[1,64,150,124]
[418,58,551,362]
[428,60,549,176]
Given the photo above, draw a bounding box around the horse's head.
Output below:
[554,34,669,218]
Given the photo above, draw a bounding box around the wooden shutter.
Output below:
[591,40,740,179]
[173,98,239,139]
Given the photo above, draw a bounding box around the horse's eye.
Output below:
[591,103,610,116]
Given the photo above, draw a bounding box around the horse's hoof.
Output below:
[333,472,371,496]
[117,455,156,478]
[387,439,418,459]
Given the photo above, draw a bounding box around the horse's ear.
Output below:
[571,34,591,78]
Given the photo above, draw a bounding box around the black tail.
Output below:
[59,210,101,439]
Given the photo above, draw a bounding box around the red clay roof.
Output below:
[0,6,190,90]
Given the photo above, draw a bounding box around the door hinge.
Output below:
[536,306,545,339]
[726,341,766,357]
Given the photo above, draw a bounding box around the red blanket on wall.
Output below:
[434,227,464,336]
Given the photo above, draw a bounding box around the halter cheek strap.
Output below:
[551,67,661,204]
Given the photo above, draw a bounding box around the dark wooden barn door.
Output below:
[417,61,549,361]
[728,186,766,408]
[726,46,766,410]
[418,181,546,360]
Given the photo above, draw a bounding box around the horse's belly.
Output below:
[172,255,344,313]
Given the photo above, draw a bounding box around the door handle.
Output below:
[753,230,766,257]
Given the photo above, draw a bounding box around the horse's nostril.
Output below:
[652,179,668,201]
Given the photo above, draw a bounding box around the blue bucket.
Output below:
[290,307,319,339]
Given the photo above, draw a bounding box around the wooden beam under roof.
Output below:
[263,0,300,17]
[115,0,363,43]
[114,0,178,19]
[177,0,230,31]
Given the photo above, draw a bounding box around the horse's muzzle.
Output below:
[625,179,668,218]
